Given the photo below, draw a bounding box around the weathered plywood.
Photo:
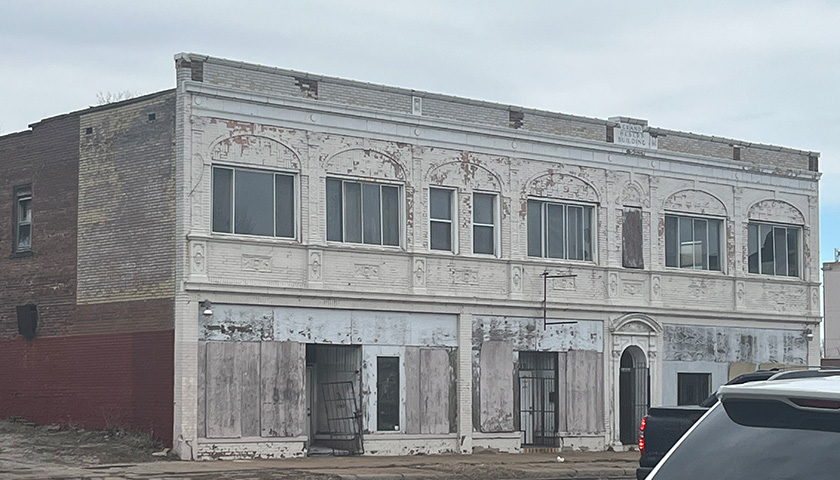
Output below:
[261,341,306,437]
[622,207,644,269]
[556,351,568,432]
[420,348,450,434]
[404,347,421,434]
[566,350,603,434]
[479,341,514,432]
[198,341,207,438]
[205,342,240,438]
[238,342,261,437]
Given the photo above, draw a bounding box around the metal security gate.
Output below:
[320,381,364,454]
[619,348,649,445]
[519,352,559,446]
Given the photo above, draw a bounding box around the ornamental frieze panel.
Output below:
[210,134,301,169]
[747,199,806,225]
[663,189,726,216]
[524,171,599,204]
[326,148,407,181]
[426,152,504,192]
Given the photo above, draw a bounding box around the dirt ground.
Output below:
[0,417,171,470]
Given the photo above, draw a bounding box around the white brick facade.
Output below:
[171,54,821,459]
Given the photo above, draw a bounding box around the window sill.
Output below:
[9,250,33,260]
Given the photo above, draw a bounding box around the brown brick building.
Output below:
[0,91,176,445]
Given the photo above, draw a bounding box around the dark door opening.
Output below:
[306,344,364,455]
[619,346,649,445]
[518,351,559,446]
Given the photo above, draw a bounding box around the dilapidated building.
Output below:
[0,53,821,459]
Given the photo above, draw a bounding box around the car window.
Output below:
[650,401,840,480]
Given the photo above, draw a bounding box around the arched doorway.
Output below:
[619,346,649,445]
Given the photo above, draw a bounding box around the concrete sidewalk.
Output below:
[3,450,639,480]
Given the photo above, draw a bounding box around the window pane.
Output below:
[787,228,799,277]
[774,227,788,276]
[274,174,295,238]
[748,223,759,273]
[326,178,343,241]
[473,193,494,225]
[377,357,400,431]
[678,373,711,406]
[527,200,542,257]
[474,225,494,255]
[694,219,707,270]
[679,217,694,268]
[665,215,678,267]
[760,224,774,275]
[583,206,593,261]
[568,205,584,260]
[382,186,400,246]
[547,203,565,259]
[430,188,451,220]
[17,224,31,249]
[708,220,720,271]
[430,221,452,251]
[362,183,382,245]
[344,182,362,243]
[18,198,31,223]
[212,167,232,233]
[234,170,273,236]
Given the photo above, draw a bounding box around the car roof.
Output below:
[718,376,840,403]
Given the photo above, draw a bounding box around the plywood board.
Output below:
[420,348,450,434]
[479,340,514,432]
[205,342,240,438]
[404,346,421,434]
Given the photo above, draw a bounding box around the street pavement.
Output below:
[1,450,639,480]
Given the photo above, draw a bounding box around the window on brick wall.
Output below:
[13,186,32,253]
[473,192,498,255]
[212,166,296,238]
[429,187,455,252]
[677,373,711,406]
[326,178,401,246]
[747,222,800,277]
[665,214,722,271]
[527,199,594,261]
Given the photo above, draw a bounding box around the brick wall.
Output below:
[0,330,174,445]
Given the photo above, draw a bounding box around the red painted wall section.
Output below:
[0,330,174,446]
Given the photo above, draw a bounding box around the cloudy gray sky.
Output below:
[1,0,838,264]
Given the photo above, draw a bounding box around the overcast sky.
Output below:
[1,0,837,266]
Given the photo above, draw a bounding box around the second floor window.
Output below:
[665,215,722,271]
[326,178,400,246]
[748,222,800,277]
[14,187,32,252]
[527,200,594,261]
[212,166,295,238]
[472,192,497,255]
[429,187,455,252]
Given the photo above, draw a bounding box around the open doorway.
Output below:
[306,344,364,455]
[619,346,649,445]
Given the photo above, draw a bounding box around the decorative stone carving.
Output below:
[651,276,661,300]
[309,251,322,281]
[426,156,502,192]
[414,258,426,287]
[211,133,301,169]
[355,264,380,279]
[511,265,521,293]
[621,182,648,208]
[664,189,727,216]
[191,242,206,274]
[326,148,406,180]
[525,172,599,204]
[608,272,619,297]
[747,199,806,225]
[242,255,272,273]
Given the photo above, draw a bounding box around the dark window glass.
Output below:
[708,220,720,271]
[759,224,775,275]
[787,228,799,277]
[326,178,343,241]
[382,186,400,247]
[774,226,788,276]
[430,188,451,220]
[665,215,678,267]
[430,188,452,251]
[327,178,401,246]
[527,200,542,257]
[694,219,707,269]
[234,170,274,236]
[679,216,694,268]
[747,223,759,273]
[16,194,32,250]
[344,182,362,243]
[546,203,565,259]
[212,167,233,233]
[362,183,381,245]
[677,373,711,406]
[275,174,295,238]
[377,357,400,431]
[473,193,495,255]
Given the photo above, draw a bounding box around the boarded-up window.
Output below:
[622,207,644,269]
